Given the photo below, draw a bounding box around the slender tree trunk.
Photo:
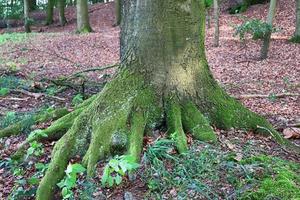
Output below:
[213,0,220,47]
[292,0,300,42]
[46,0,55,25]
[206,9,211,28]
[29,0,37,11]
[113,0,121,26]
[260,0,277,59]
[35,1,292,199]
[58,0,67,26]
[76,0,92,33]
[24,0,31,33]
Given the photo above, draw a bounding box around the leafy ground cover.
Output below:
[0,1,299,199]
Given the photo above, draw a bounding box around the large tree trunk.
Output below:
[76,0,92,33]
[58,0,67,26]
[260,0,277,59]
[34,0,292,199]
[46,0,55,25]
[24,0,31,33]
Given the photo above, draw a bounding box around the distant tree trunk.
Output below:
[46,0,55,25]
[291,0,300,42]
[213,0,220,47]
[24,0,31,33]
[58,0,67,26]
[114,0,121,26]
[29,0,37,11]
[260,0,277,59]
[76,0,92,33]
[206,9,211,29]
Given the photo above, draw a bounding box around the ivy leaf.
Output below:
[101,166,110,186]
[108,176,114,187]
[71,164,86,174]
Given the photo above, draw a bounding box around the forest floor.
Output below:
[0,1,300,200]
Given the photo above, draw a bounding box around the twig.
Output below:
[235,92,300,99]
[69,63,119,79]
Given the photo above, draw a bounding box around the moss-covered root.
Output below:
[182,102,217,143]
[166,98,188,153]
[36,117,84,200]
[0,108,69,139]
[128,111,147,162]
[12,108,84,160]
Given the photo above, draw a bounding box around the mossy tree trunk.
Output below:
[213,0,220,47]
[46,0,55,25]
[76,0,92,33]
[260,0,277,59]
[24,0,31,33]
[34,0,292,199]
[58,0,67,26]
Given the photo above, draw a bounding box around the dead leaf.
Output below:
[283,128,300,139]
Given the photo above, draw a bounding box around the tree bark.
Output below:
[34,0,293,199]
[213,0,220,47]
[46,0,55,25]
[58,0,67,26]
[260,0,277,59]
[76,0,92,33]
[24,0,31,33]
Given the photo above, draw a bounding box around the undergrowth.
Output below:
[143,139,300,199]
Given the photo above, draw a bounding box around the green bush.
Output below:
[234,18,276,41]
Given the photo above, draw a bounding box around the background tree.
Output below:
[31,0,295,199]
[46,0,55,25]
[260,0,277,59]
[24,0,31,33]
[291,0,300,42]
[29,0,37,11]
[113,0,121,26]
[76,0,92,32]
[213,0,220,47]
[58,0,67,26]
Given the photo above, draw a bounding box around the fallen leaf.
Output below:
[283,128,300,139]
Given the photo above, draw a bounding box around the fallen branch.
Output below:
[11,89,65,102]
[68,63,119,79]
[235,92,300,100]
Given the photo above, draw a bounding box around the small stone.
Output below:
[128,172,137,182]
[124,191,135,200]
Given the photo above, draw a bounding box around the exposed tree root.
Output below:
[11,95,97,159]
[0,108,69,139]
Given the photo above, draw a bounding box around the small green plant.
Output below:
[101,155,140,187]
[57,163,86,199]
[234,18,276,41]
[72,93,84,106]
[25,141,44,159]
[0,87,9,96]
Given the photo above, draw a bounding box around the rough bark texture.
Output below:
[33,0,293,199]
[24,0,31,33]
[58,0,67,26]
[260,0,277,59]
[76,0,92,33]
